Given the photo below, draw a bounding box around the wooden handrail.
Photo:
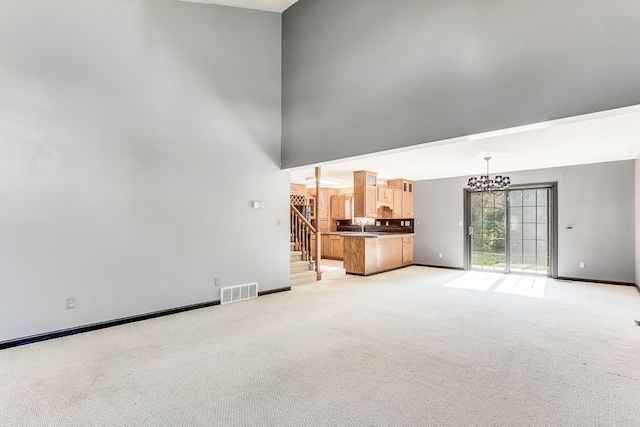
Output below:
[290,203,316,233]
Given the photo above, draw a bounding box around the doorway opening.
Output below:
[466,184,557,277]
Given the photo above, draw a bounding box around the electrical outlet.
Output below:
[215,277,220,287]
[579,262,585,269]
[66,297,75,309]
[439,253,443,258]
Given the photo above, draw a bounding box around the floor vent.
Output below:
[221,282,258,305]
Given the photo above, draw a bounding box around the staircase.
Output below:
[290,241,317,285]
[290,203,320,285]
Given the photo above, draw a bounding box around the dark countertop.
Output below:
[336,232,414,238]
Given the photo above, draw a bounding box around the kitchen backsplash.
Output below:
[336,219,414,233]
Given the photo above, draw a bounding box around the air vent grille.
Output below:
[221,282,258,305]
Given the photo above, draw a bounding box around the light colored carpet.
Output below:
[1,267,639,426]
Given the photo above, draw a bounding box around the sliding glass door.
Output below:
[467,186,552,276]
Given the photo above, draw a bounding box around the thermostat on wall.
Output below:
[252,201,264,209]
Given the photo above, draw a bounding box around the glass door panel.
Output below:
[469,191,506,272]
[508,188,549,275]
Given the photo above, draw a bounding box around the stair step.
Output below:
[290,270,317,286]
[290,260,312,274]
[290,251,303,262]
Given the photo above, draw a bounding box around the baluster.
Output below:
[293,216,298,251]
[300,221,307,261]
[303,225,308,261]
[291,210,295,244]
[308,228,312,263]
[297,217,302,253]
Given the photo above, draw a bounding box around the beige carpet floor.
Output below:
[1,266,639,426]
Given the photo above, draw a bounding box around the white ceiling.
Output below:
[287,105,640,188]
[178,0,299,13]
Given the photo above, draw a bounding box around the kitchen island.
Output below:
[341,233,413,276]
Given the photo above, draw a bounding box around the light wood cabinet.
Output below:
[376,186,395,218]
[330,235,343,259]
[330,195,353,220]
[312,188,331,232]
[310,234,316,259]
[343,234,412,275]
[317,189,330,219]
[377,187,394,205]
[402,236,414,265]
[321,234,331,258]
[354,171,377,218]
[388,179,414,218]
[290,183,308,207]
[392,188,403,218]
[290,183,307,197]
[321,234,343,260]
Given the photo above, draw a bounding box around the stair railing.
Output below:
[290,203,319,277]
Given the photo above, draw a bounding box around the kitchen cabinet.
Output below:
[392,188,403,218]
[290,183,308,207]
[354,171,377,218]
[330,195,353,231]
[321,234,343,260]
[310,234,316,259]
[376,186,395,218]
[311,188,331,232]
[343,234,413,275]
[402,236,414,265]
[377,187,394,205]
[321,235,331,258]
[290,183,307,197]
[388,179,414,218]
[330,235,343,259]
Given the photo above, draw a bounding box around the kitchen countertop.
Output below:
[330,232,414,238]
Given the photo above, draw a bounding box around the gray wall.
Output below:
[282,0,640,168]
[636,158,640,287]
[0,0,288,342]
[414,160,635,283]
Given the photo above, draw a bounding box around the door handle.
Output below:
[468,226,474,236]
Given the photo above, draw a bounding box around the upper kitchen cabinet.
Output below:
[353,171,377,218]
[309,188,331,232]
[331,194,352,219]
[387,179,414,218]
[330,194,353,231]
[289,183,307,206]
[375,185,395,218]
[392,188,403,218]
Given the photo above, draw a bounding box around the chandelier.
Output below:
[467,157,511,191]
